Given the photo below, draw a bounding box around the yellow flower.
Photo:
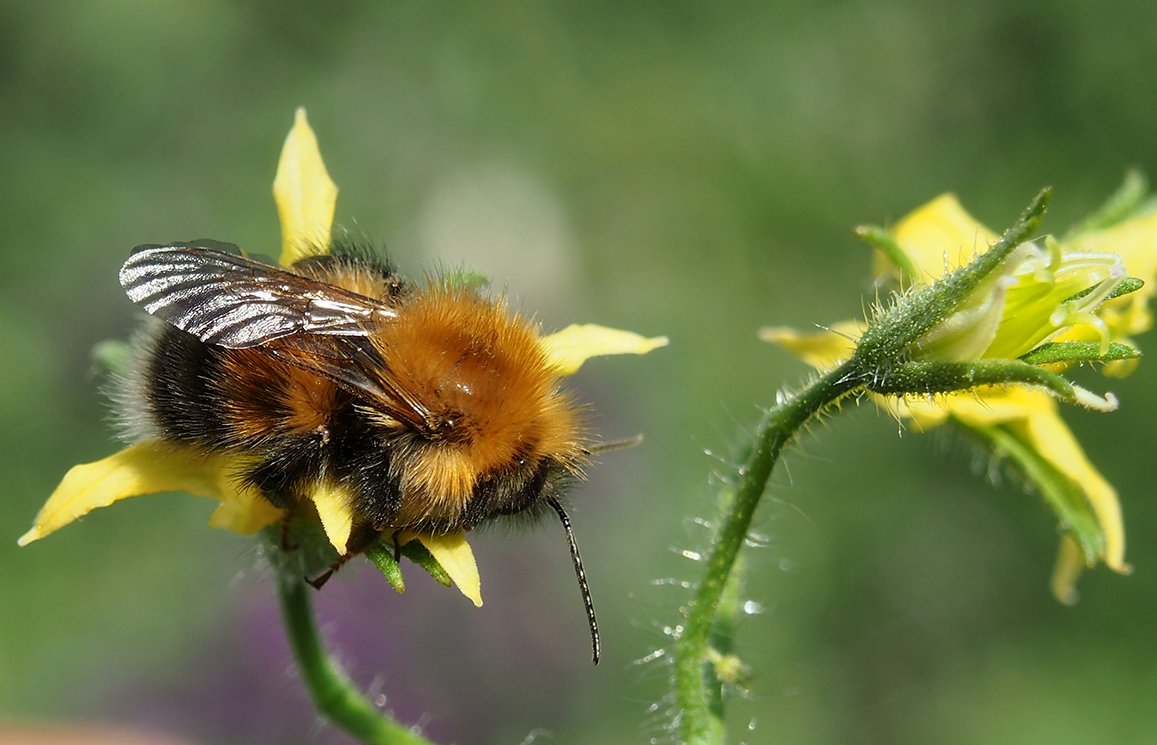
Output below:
[20,108,667,607]
[1063,209,1157,376]
[763,190,1155,602]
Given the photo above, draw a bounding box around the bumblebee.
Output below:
[118,242,601,661]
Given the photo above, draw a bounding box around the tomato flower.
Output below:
[763,186,1155,601]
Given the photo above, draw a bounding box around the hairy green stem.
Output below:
[277,570,436,745]
[674,362,860,744]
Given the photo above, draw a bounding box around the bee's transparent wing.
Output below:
[120,244,397,348]
[120,243,429,426]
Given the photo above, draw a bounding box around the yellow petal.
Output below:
[19,441,281,546]
[759,320,860,371]
[918,386,1055,427]
[541,324,668,375]
[309,482,354,554]
[403,530,483,607]
[893,385,1128,585]
[1023,408,1127,574]
[1050,534,1086,605]
[274,107,338,266]
[882,384,1064,433]
[1067,211,1157,338]
[892,194,999,282]
[878,395,952,430]
[208,485,284,535]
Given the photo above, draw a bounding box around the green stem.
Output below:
[276,570,437,745]
[673,362,861,744]
[705,549,750,718]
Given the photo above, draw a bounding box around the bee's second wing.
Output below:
[120,245,396,348]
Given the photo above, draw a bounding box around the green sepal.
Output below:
[91,339,132,377]
[1019,341,1141,366]
[1109,277,1147,301]
[437,268,491,293]
[363,538,454,592]
[855,189,1051,366]
[1064,276,1145,304]
[400,539,453,588]
[868,359,1075,402]
[364,542,406,594]
[854,224,919,281]
[959,421,1105,565]
[1064,170,1149,239]
[262,514,343,580]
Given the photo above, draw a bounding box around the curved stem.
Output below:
[277,570,437,745]
[673,362,861,744]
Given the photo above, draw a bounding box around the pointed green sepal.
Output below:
[436,269,491,293]
[400,538,453,588]
[1064,170,1149,239]
[855,189,1052,365]
[363,536,457,592]
[868,358,1117,412]
[961,421,1106,567]
[1018,341,1141,366]
[91,339,133,377]
[1109,276,1146,300]
[1065,276,1144,304]
[364,542,406,594]
[868,359,1071,398]
[855,224,919,281]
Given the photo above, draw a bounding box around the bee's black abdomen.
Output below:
[330,413,405,530]
[135,308,415,524]
[244,432,331,508]
[144,327,231,445]
[140,325,348,511]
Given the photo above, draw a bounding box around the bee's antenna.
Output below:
[547,496,600,665]
[585,433,644,456]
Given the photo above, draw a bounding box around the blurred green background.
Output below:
[3,2,1156,744]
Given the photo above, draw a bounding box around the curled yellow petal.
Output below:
[274,107,338,266]
[400,530,483,607]
[759,320,861,371]
[902,391,1119,571]
[19,441,281,546]
[892,383,1129,593]
[1024,408,1127,574]
[891,194,999,282]
[916,385,1128,581]
[541,324,668,375]
[309,483,354,554]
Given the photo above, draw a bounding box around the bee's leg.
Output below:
[306,553,351,589]
[307,570,332,589]
[392,532,402,562]
[305,525,380,589]
[279,511,299,552]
